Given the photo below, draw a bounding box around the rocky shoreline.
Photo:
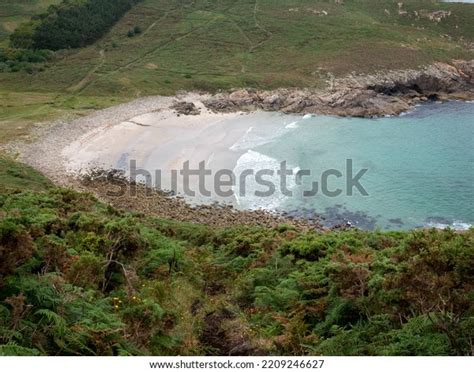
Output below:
[78,171,329,232]
[202,60,474,117]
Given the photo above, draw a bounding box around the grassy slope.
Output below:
[0,0,473,143]
[0,158,473,356]
[0,156,52,193]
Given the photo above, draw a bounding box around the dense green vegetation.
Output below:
[0,0,61,48]
[0,48,53,73]
[0,0,473,143]
[10,0,141,50]
[0,159,472,356]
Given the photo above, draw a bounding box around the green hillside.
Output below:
[0,0,473,143]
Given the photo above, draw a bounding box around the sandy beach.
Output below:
[9,92,269,207]
[10,93,238,187]
[5,93,328,230]
[59,98,256,205]
[62,101,241,172]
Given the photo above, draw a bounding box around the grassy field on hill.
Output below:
[0,0,473,143]
[0,157,473,356]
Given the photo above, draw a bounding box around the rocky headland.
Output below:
[203,60,474,117]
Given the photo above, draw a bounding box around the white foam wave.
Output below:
[230,123,295,152]
[207,152,215,167]
[285,121,299,129]
[229,133,274,151]
[232,150,298,211]
[425,221,472,231]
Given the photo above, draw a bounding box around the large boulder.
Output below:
[171,101,200,115]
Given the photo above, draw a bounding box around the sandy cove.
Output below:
[60,99,245,183]
[60,99,260,205]
[4,60,474,230]
[10,59,473,183]
[10,60,474,184]
[7,93,329,231]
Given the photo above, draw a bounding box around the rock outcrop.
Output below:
[171,101,201,115]
[203,60,474,117]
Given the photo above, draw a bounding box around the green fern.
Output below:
[0,342,41,356]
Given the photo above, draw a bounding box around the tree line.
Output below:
[10,0,141,50]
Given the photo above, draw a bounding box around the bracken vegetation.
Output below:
[0,159,472,356]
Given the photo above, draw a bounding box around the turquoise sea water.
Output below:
[231,102,474,230]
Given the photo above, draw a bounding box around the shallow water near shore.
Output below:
[230,101,474,230]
